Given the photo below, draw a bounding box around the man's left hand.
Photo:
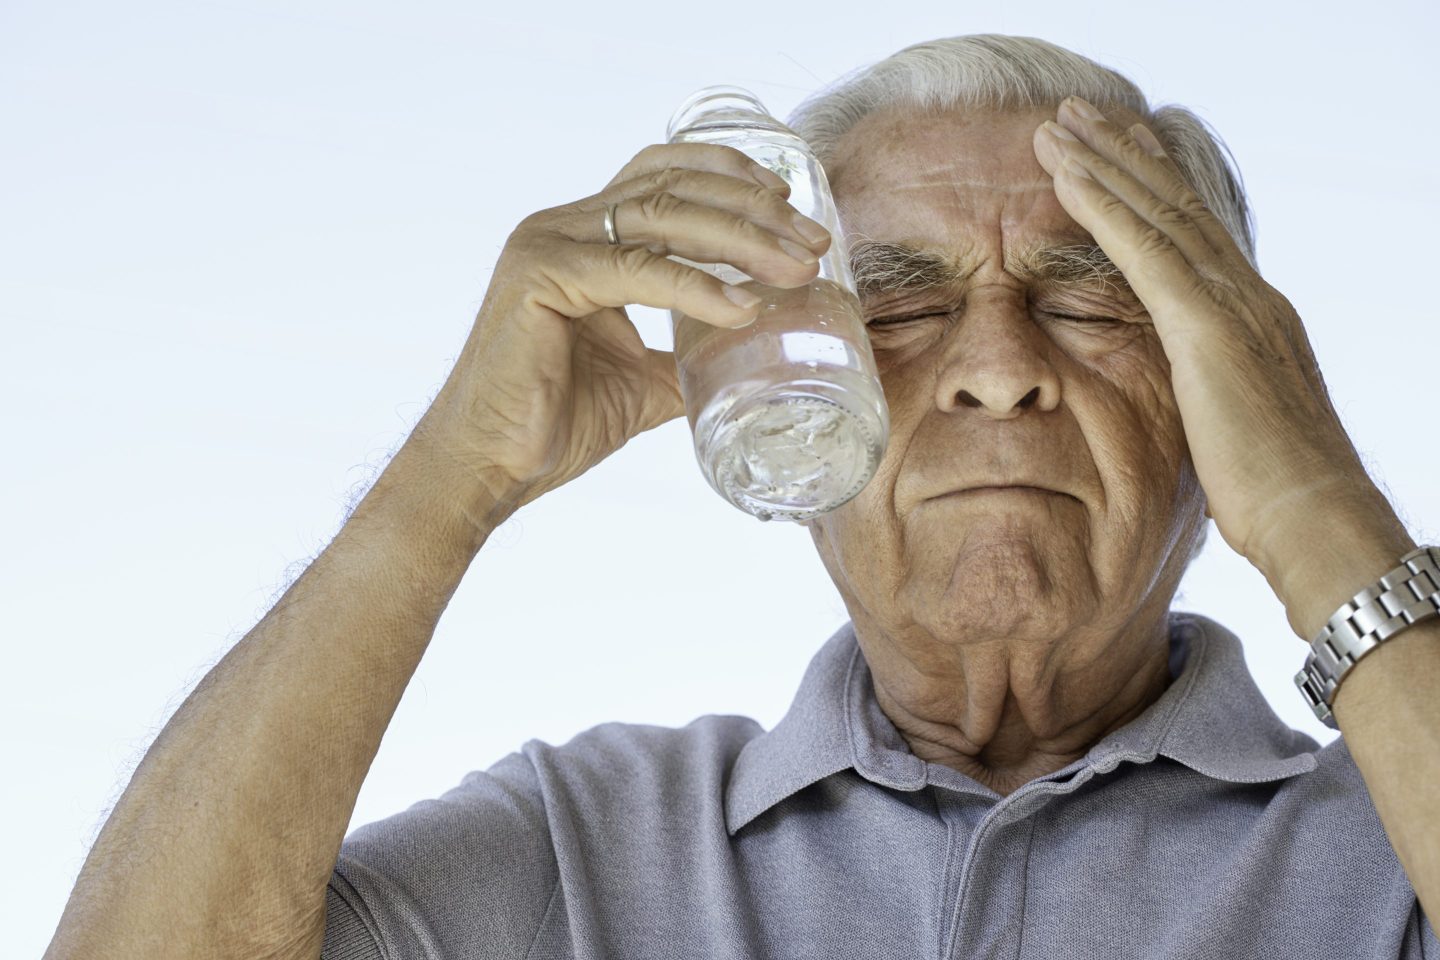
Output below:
[1030,95,1398,581]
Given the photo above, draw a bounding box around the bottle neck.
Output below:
[666,85,793,141]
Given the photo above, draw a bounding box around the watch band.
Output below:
[1294,545,1440,729]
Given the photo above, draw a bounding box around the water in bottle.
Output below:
[666,85,890,522]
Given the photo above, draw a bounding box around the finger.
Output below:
[571,168,831,256]
[1053,97,1240,257]
[1035,120,1216,268]
[606,141,791,198]
[521,235,771,330]
[1042,154,1211,341]
[619,190,824,289]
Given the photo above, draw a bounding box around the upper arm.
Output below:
[317,751,558,960]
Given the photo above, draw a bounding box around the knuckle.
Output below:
[1116,135,1151,167]
[1149,201,1189,230]
[726,211,765,240]
[758,187,797,218]
[504,216,550,257]
[517,203,582,238]
[1176,190,1210,218]
[607,146,655,188]
[670,262,708,294]
[638,190,684,222]
[625,143,665,170]
[721,217,751,244]
[649,166,684,192]
[607,143,668,189]
[1095,192,1131,221]
[609,243,655,278]
[1136,225,1174,257]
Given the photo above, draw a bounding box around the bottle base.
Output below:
[697,382,883,522]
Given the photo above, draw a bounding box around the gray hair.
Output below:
[785,34,1257,267]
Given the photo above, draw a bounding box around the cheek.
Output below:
[807,484,907,603]
[1074,340,1192,518]
[869,332,928,383]
[1044,320,1151,365]
[1106,336,1186,455]
[868,341,938,463]
[866,323,965,433]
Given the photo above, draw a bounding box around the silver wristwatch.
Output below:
[1294,545,1440,729]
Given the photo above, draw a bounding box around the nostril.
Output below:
[956,389,983,408]
[1017,386,1040,409]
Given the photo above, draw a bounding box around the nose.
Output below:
[933,288,1061,419]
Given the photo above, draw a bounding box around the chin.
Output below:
[903,540,1095,643]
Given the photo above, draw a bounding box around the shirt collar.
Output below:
[724,611,1319,835]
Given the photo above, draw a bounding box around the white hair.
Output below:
[785,34,1257,267]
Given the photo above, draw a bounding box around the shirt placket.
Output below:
[934,776,1090,960]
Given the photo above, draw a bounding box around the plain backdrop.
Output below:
[4,0,1437,953]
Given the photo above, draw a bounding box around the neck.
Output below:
[859,613,1176,796]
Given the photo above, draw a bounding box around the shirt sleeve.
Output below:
[320,869,384,960]
[319,750,559,960]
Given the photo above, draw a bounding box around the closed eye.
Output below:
[865,313,946,327]
[868,310,1121,327]
[1040,311,1121,324]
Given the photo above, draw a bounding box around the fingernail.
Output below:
[778,237,818,265]
[1066,96,1103,121]
[792,213,830,245]
[723,283,762,309]
[1044,120,1079,142]
[1130,123,1167,157]
[750,163,789,192]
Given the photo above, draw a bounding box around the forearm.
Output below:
[1256,501,1439,924]
[45,433,504,960]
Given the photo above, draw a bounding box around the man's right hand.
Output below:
[412,142,833,523]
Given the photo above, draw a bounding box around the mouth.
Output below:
[930,485,1077,502]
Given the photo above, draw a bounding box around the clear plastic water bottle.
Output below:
[665,85,890,522]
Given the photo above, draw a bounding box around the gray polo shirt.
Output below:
[320,611,1439,959]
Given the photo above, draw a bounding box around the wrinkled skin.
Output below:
[801,106,1207,795]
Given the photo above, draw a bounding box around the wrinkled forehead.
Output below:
[828,106,1071,244]
[828,107,1054,190]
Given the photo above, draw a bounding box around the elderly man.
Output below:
[45,34,1438,960]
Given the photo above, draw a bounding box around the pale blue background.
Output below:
[4,0,1436,954]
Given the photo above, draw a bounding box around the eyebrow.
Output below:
[849,238,970,300]
[1010,242,1132,297]
[849,238,1133,301]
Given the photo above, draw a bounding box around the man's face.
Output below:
[805,106,1207,654]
